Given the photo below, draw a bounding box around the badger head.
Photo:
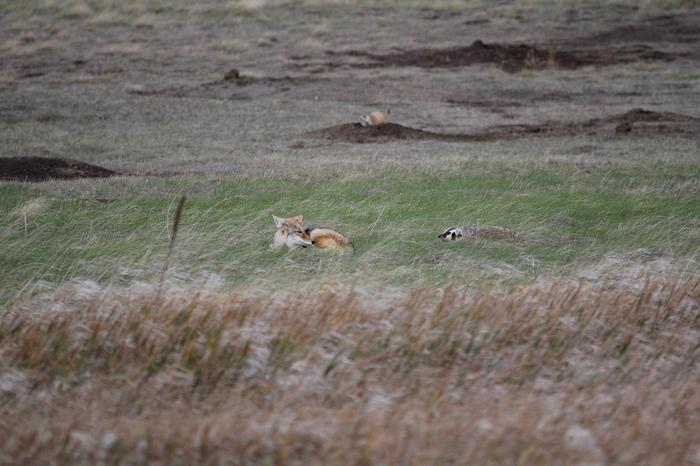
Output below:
[438,227,464,241]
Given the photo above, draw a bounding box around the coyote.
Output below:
[305,225,354,250]
[271,215,313,249]
[360,109,390,127]
[272,215,353,250]
[439,225,520,241]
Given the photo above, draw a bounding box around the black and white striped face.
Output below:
[438,227,464,241]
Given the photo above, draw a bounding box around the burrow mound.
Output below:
[306,123,459,144]
[0,157,117,182]
[318,40,681,72]
[306,109,700,144]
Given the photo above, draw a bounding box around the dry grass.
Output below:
[1,275,698,465]
[1,1,698,463]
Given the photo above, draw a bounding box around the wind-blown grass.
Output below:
[1,170,698,303]
[1,1,699,463]
[1,276,698,465]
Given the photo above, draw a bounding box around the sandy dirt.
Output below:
[0,156,117,181]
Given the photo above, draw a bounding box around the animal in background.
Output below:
[360,109,390,127]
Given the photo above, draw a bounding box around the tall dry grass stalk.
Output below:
[1,275,698,464]
[159,195,187,292]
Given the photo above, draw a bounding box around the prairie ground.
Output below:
[1,1,699,465]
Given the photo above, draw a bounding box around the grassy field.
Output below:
[2,164,698,303]
[1,0,699,464]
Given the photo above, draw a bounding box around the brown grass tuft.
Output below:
[159,195,187,291]
[1,276,698,464]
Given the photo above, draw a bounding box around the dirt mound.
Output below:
[306,122,461,143]
[318,40,681,72]
[0,157,117,182]
[307,109,700,144]
[481,109,700,139]
[602,108,699,124]
[581,108,700,135]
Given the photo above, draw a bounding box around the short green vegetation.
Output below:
[2,165,698,303]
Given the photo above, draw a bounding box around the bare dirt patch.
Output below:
[130,70,317,100]
[315,39,682,73]
[582,14,700,45]
[0,157,117,182]
[307,109,700,144]
[447,99,524,109]
[447,99,523,117]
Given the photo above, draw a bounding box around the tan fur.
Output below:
[272,214,353,251]
[308,227,354,250]
[272,215,312,249]
[281,215,303,224]
[360,110,389,127]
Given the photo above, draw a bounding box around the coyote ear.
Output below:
[273,215,283,227]
[291,215,303,224]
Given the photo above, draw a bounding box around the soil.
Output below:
[1,7,698,179]
[130,72,318,100]
[306,109,700,144]
[116,12,698,106]
[292,15,699,74]
[0,157,117,182]
[447,99,522,117]
[306,122,454,144]
[129,14,697,103]
[313,39,682,73]
[582,14,700,45]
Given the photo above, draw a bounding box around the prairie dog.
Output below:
[360,109,390,127]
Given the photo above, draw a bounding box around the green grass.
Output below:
[2,168,698,303]
[2,1,700,464]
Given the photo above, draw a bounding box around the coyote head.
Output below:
[271,215,313,249]
[438,226,464,241]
